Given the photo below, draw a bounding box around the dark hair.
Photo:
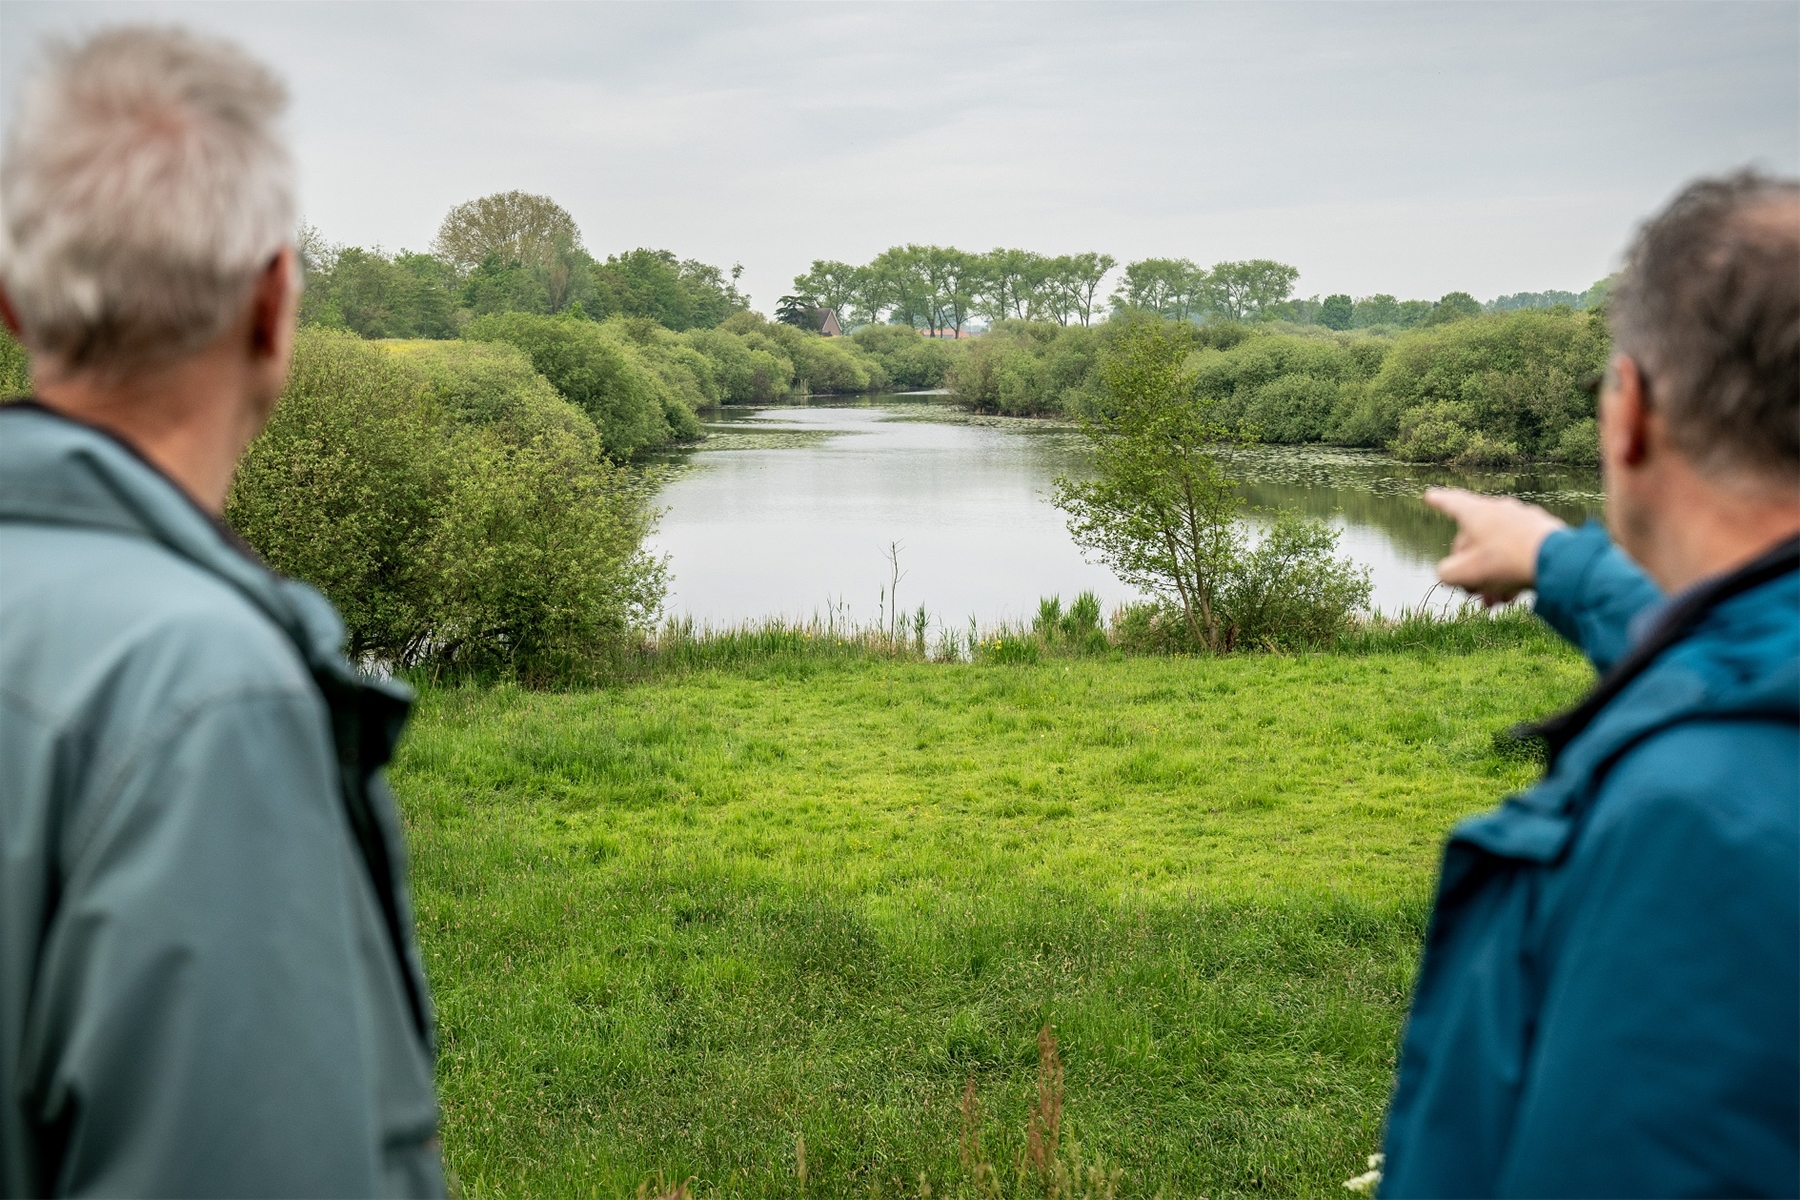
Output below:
[1610,170,1800,484]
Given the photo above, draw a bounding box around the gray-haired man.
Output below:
[0,28,443,1197]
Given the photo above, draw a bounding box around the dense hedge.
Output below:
[227,329,663,680]
[0,328,28,396]
[946,308,1608,465]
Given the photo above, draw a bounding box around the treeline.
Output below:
[950,306,1610,466]
[296,191,973,455]
[300,191,749,338]
[785,247,1608,336]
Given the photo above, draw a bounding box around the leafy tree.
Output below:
[591,249,748,330]
[1113,258,1206,322]
[867,246,932,330]
[790,260,861,323]
[1053,323,1247,649]
[1205,260,1300,321]
[1424,291,1483,326]
[775,295,821,329]
[1486,289,1582,313]
[433,191,582,275]
[1350,294,1402,329]
[1055,323,1367,652]
[1062,252,1117,327]
[1319,294,1353,331]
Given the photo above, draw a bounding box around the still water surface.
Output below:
[647,394,1605,627]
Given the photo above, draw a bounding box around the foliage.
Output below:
[0,327,29,396]
[300,245,459,339]
[849,323,958,388]
[433,191,582,274]
[1055,325,1368,651]
[592,248,748,331]
[947,321,1106,416]
[1188,330,1388,444]
[791,247,1119,333]
[395,642,1590,1197]
[718,311,881,395]
[462,312,699,456]
[1353,308,1609,462]
[226,328,664,679]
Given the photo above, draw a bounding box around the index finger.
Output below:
[1423,486,1485,520]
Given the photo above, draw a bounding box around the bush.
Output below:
[0,328,29,397]
[462,311,693,456]
[850,324,958,388]
[1187,331,1389,443]
[1221,512,1372,647]
[947,321,1103,416]
[682,327,794,403]
[1360,309,1607,459]
[719,311,881,396]
[227,328,663,680]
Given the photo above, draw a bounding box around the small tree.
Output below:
[1055,323,1371,652]
[1054,323,1247,650]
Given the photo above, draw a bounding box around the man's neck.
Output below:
[33,347,256,515]
[1620,464,1800,593]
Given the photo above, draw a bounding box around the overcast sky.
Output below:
[3,1,1796,312]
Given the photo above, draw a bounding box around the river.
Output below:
[645,393,1605,628]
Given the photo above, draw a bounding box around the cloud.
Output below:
[3,0,1794,307]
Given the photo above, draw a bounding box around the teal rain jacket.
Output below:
[1382,522,1799,1197]
[0,406,443,1198]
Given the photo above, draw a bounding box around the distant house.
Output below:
[817,308,843,337]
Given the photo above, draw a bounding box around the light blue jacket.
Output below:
[1382,522,1799,1197]
[0,405,443,1197]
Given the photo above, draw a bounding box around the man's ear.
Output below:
[1600,354,1651,470]
[248,247,298,358]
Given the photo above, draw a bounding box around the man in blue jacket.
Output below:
[0,28,442,1197]
[1381,173,1799,1196]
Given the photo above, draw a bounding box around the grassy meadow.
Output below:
[393,629,1589,1198]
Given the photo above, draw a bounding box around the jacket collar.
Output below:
[1452,552,1799,867]
[0,402,392,702]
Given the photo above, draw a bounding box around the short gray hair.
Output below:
[1610,170,1800,486]
[0,26,295,373]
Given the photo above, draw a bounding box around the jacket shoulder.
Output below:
[1,522,321,755]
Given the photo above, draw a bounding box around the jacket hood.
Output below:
[0,404,390,702]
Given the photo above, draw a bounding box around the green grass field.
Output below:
[393,638,1589,1198]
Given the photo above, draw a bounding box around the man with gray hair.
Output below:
[0,27,442,1197]
[1381,172,1799,1196]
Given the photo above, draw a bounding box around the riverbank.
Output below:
[394,637,1589,1197]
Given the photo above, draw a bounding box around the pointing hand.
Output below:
[1424,487,1567,605]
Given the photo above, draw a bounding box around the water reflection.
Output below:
[645,395,1605,626]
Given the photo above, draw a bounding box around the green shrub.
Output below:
[381,338,580,435]
[947,321,1102,416]
[720,311,881,396]
[1186,330,1388,444]
[1555,416,1600,465]
[462,311,690,456]
[1361,309,1607,459]
[681,326,793,403]
[228,327,663,680]
[1221,511,1373,647]
[850,324,958,388]
[0,328,29,397]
